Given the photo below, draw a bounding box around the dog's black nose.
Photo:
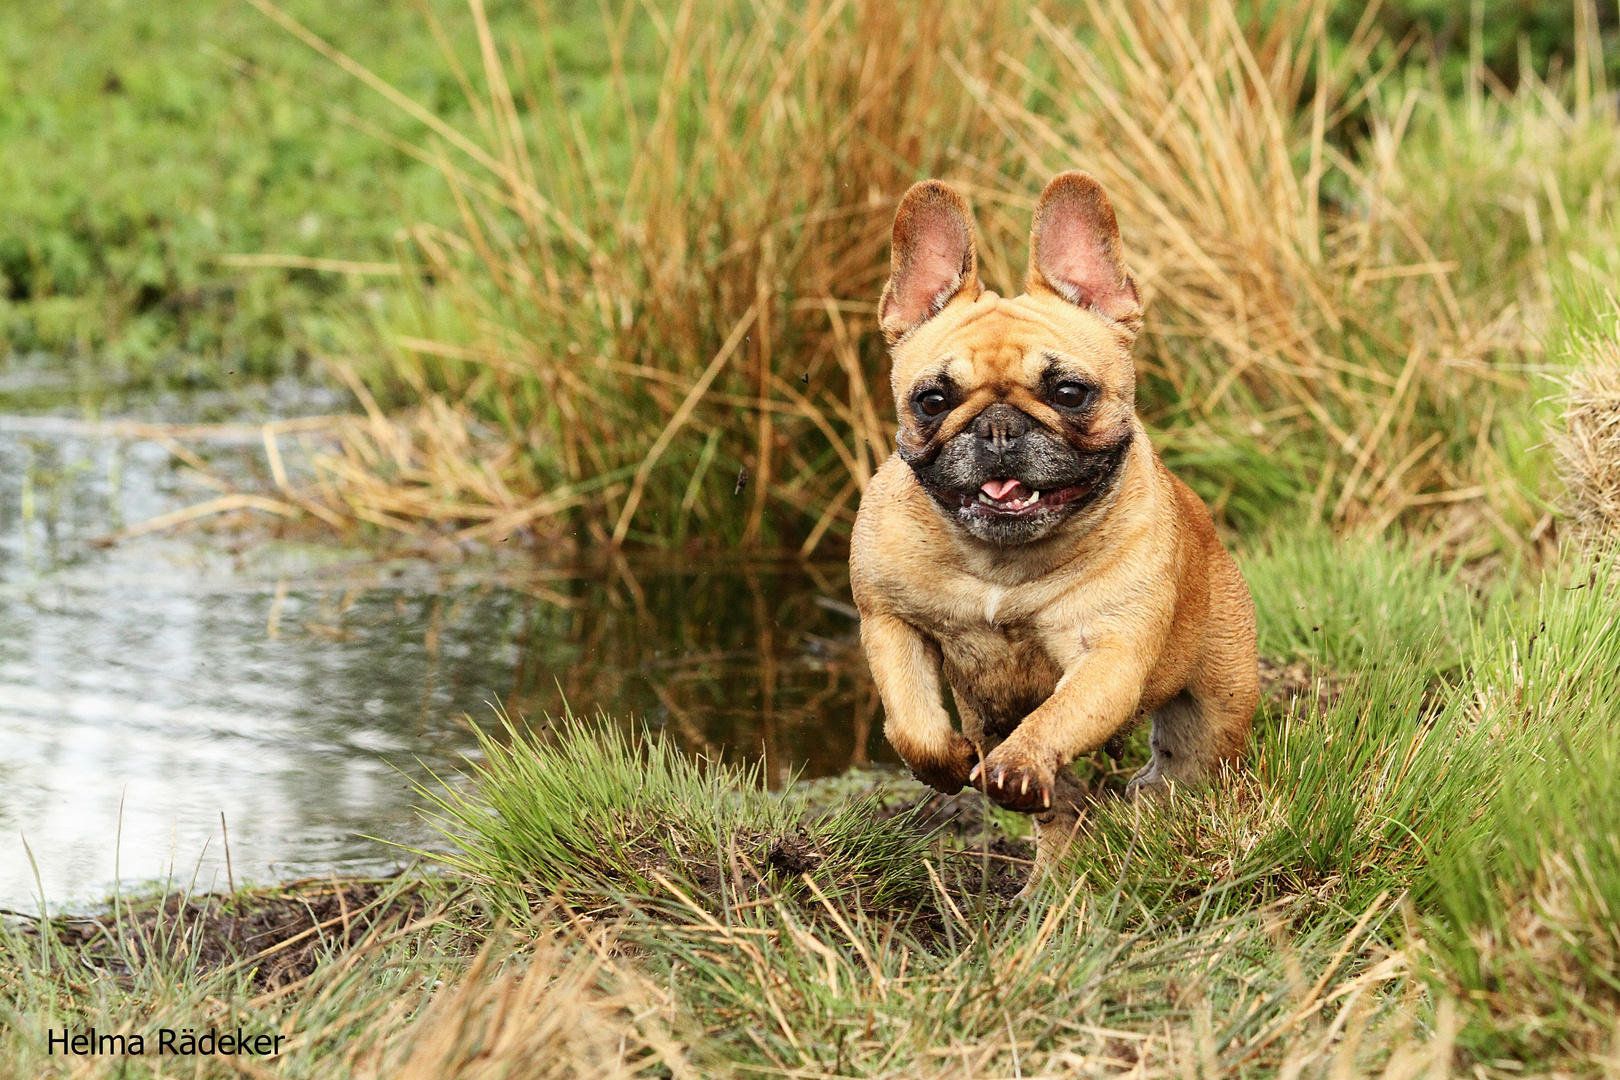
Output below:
[972,404,1031,456]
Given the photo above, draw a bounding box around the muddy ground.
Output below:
[10,876,448,989]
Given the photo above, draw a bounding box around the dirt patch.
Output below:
[873,788,991,834]
[767,833,824,875]
[22,876,451,989]
[1258,657,1346,712]
[943,835,1035,899]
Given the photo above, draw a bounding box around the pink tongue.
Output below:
[981,478,1024,500]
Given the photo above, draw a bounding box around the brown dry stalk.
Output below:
[351,930,690,1080]
[1554,333,1620,546]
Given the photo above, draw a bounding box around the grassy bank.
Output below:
[4,1,1613,399]
[6,533,1619,1076]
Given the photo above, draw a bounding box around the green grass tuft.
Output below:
[421,712,937,918]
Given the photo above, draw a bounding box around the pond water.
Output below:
[0,376,890,911]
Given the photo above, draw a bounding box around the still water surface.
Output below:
[0,383,888,910]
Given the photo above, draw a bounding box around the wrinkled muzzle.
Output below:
[899,404,1130,545]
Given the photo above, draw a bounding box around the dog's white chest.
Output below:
[982,585,1005,626]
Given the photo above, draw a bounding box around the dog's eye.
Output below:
[915,390,949,418]
[1051,382,1094,410]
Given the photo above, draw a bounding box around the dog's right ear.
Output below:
[879,180,980,345]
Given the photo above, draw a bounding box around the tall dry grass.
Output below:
[252,0,1620,555]
[255,0,1032,553]
[968,0,1604,547]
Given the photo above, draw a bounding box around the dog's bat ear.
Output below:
[1027,171,1142,331]
[879,180,981,345]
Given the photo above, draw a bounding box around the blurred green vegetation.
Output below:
[0,0,650,400]
[1338,0,1620,90]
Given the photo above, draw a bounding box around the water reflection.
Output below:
[524,558,881,785]
[0,408,888,910]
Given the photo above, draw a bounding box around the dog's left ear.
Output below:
[1027,171,1142,331]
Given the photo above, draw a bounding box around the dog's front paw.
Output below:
[973,746,1057,814]
[904,732,980,795]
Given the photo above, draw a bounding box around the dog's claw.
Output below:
[968,762,982,783]
[974,756,1057,814]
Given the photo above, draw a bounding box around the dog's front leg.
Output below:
[860,612,978,793]
[974,643,1153,895]
[975,643,1151,813]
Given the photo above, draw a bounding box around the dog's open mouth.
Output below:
[961,478,1097,516]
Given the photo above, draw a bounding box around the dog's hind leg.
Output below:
[1127,551,1259,798]
[1124,690,1211,795]
[1016,766,1088,899]
[1125,672,1256,797]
